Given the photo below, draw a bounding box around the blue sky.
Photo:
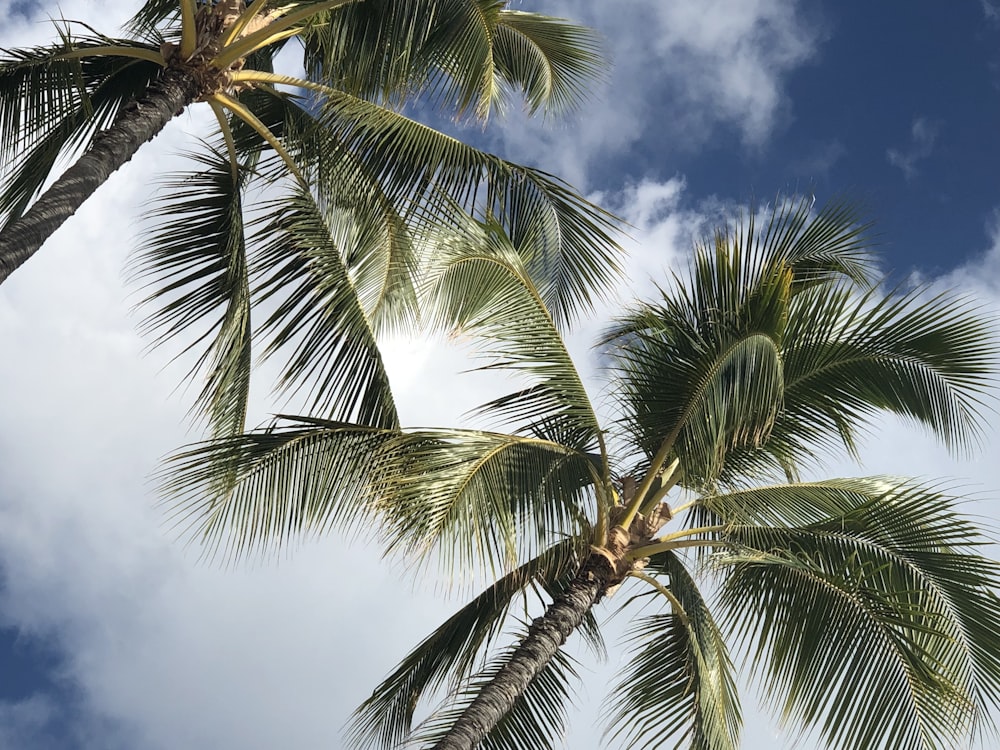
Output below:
[0,1,999,749]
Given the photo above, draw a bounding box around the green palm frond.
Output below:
[0,36,161,228]
[161,417,396,560]
[423,215,603,449]
[491,9,604,117]
[130,148,253,443]
[606,553,740,750]
[780,284,996,455]
[350,538,589,750]
[250,185,405,429]
[410,629,580,750]
[373,429,597,573]
[309,88,622,327]
[714,478,1000,749]
[300,0,603,121]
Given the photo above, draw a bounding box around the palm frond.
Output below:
[0,36,162,228]
[308,87,623,327]
[160,417,396,560]
[714,477,1000,749]
[422,215,603,449]
[605,552,740,750]
[130,147,252,443]
[349,538,588,750]
[373,429,597,574]
[250,185,405,429]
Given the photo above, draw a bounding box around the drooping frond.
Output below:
[0,36,162,228]
[606,551,740,750]
[161,417,396,560]
[300,0,603,121]
[309,88,623,327]
[349,538,589,750]
[372,429,598,574]
[250,185,405,429]
[422,215,604,450]
[780,284,997,455]
[713,477,1000,749]
[130,148,252,443]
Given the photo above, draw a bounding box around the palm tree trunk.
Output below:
[430,555,613,750]
[0,66,201,285]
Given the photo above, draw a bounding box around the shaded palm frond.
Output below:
[250,185,405,429]
[422,215,603,449]
[160,417,396,560]
[0,36,162,228]
[349,537,589,750]
[130,147,253,443]
[714,477,1000,749]
[605,552,740,750]
[309,87,623,327]
[373,429,597,574]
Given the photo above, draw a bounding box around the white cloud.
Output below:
[886,116,941,181]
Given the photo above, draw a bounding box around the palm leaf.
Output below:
[422,215,604,449]
[713,478,1000,749]
[0,36,162,228]
[250,185,405,429]
[308,87,623,327]
[130,147,253,444]
[372,429,597,574]
[161,417,396,560]
[605,553,740,750]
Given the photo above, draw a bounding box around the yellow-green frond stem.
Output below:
[627,525,728,560]
[210,92,304,184]
[229,69,336,95]
[211,0,354,70]
[179,0,199,60]
[639,457,682,517]
[220,0,271,47]
[53,45,165,65]
[617,426,681,533]
[208,99,239,182]
[628,570,690,627]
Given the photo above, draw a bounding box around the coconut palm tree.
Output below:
[0,0,621,442]
[163,197,1000,749]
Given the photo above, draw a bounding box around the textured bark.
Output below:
[0,66,201,285]
[430,555,613,750]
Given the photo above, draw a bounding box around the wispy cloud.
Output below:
[886,116,940,181]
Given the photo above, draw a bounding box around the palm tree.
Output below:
[163,197,1000,749]
[0,0,621,442]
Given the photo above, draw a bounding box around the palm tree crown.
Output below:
[0,0,622,445]
[165,197,1000,749]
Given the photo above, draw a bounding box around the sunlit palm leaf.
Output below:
[0,37,161,227]
[311,88,622,327]
[713,478,1000,749]
[161,417,395,560]
[374,429,597,573]
[250,185,405,429]
[131,148,253,443]
[423,215,603,448]
[606,552,740,750]
[350,538,590,750]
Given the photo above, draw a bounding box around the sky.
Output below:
[0,1,999,748]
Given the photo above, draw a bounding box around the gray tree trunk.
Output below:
[0,66,201,285]
[429,556,612,750]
